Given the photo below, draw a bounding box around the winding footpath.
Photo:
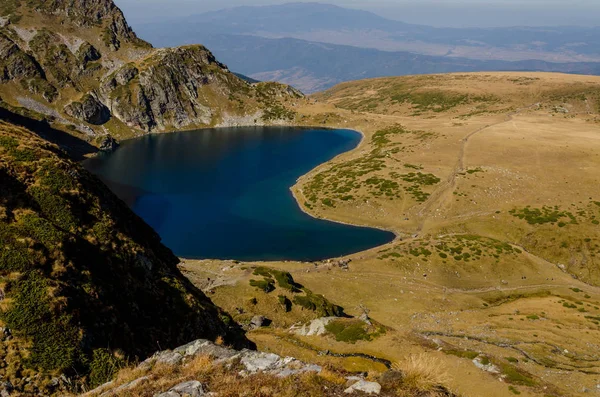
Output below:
[415,103,540,233]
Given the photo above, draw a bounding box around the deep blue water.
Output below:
[84,127,394,261]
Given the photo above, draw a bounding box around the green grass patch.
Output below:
[325,319,378,343]
[444,349,479,360]
[509,206,577,226]
[249,279,275,293]
[293,289,345,317]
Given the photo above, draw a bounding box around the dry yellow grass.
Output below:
[181,72,600,397]
[393,354,451,393]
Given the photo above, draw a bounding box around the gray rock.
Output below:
[64,93,111,125]
[173,339,238,361]
[97,135,119,152]
[249,315,267,330]
[291,317,336,336]
[154,351,184,366]
[240,351,281,373]
[344,380,381,394]
[239,351,321,377]
[155,380,205,397]
[0,381,13,397]
[472,356,500,374]
[359,313,372,326]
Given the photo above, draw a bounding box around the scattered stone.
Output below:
[344,380,381,394]
[91,339,322,396]
[152,351,184,366]
[155,380,205,397]
[553,106,569,114]
[239,351,321,377]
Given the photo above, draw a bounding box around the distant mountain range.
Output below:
[176,34,600,93]
[135,2,600,93]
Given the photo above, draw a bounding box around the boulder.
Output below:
[239,351,322,377]
[249,315,270,330]
[155,380,205,397]
[291,317,336,336]
[97,134,119,152]
[173,339,238,362]
[64,94,110,125]
[344,380,381,395]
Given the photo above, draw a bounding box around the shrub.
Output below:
[2,271,82,372]
[293,290,345,317]
[249,279,275,293]
[278,295,292,312]
[325,320,371,343]
[89,349,127,388]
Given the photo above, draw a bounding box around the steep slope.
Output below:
[0,119,250,395]
[0,0,302,143]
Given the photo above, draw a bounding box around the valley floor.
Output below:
[181,72,600,397]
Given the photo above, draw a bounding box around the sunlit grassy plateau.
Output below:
[180,72,600,397]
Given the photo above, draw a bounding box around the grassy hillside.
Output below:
[177,72,600,397]
[309,72,600,286]
[0,119,250,395]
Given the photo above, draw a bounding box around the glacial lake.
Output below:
[84,127,394,261]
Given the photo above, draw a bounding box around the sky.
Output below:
[114,0,600,28]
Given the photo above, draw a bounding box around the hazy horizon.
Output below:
[115,0,600,28]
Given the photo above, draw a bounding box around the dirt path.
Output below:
[414,104,539,233]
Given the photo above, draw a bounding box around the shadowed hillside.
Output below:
[0,119,251,395]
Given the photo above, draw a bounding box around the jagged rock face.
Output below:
[0,120,250,395]
[25,0,147,49]
[0,31,43,81]
[101,46,234,132]
[65,93,110,125]
[0,0,303,139]
[77,42,102,64]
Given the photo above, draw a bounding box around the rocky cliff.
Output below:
[0,119,251,395]
[0,0,302,144]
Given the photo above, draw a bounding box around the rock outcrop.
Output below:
[89,338,323,396]
[64,93,111,125]
[0,0,303,141]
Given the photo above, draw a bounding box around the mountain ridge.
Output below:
[182,33,600,93]
[137,2,600,63]
[0,0,302,146]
